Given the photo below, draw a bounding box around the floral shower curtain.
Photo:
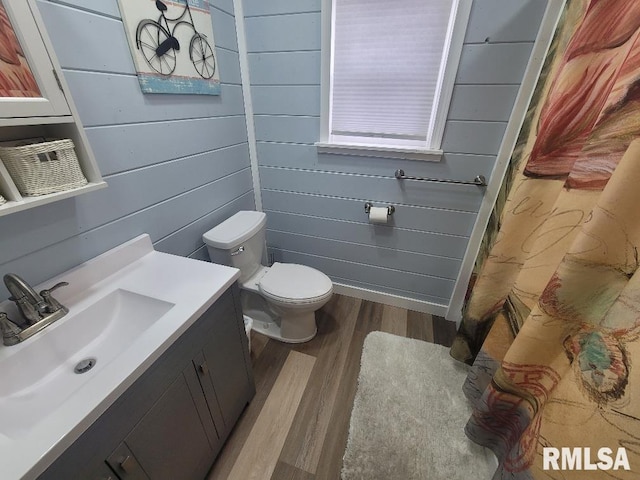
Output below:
[450,0,640,478]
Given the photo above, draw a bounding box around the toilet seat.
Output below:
[259,263,333,305]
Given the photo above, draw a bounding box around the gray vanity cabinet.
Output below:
[110,365,218,480]
[37,285,255,480]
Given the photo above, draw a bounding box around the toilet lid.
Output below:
[259,263,333,302]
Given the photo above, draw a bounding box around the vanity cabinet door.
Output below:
[106,444,149,480]
[199,302,254,434]
[192,350,226,437]
[121,366,217,480]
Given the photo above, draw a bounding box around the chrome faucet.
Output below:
[0,274,69,346]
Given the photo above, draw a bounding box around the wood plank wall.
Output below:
[243,0,547,307]
[0,0,254,298]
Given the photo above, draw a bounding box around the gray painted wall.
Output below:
[243,0,547,306]
[0,0,254,298]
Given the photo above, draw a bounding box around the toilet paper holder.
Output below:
[364,202,395,215]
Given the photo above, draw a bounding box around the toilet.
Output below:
[203,211,333,343]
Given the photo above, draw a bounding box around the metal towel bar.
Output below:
[394,169,487,187]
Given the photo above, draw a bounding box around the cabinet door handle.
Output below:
[120,455,136,473]
[198,361,209,375]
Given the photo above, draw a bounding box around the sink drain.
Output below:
[74,358,97,374]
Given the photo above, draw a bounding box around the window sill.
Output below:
[315,142,443,162]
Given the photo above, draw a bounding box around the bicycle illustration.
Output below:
[135,0,215,79]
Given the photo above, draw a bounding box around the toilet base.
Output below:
[245,309,317,344]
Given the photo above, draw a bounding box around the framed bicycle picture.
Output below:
[118,0,220,95]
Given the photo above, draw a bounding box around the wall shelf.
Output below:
[0,0,106,218]
[0,181,107,218]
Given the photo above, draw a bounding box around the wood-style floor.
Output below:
[207,294,457,480]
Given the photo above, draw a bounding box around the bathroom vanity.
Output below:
[0,235,254,480]
[37,286,253,480]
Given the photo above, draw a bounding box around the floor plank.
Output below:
[407,310,435,342]
[278,296,362,474]
[313,329,366,479]
[380,304,408,337]
[432,315,457,347]
[226,351,316,480]
[212,294,458,480]
[208,339,290,479]
[250,330,269,360]
[271,461,316,480]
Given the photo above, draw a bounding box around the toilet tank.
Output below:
[203,211,267,283]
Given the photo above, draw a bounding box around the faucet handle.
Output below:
[0,312,22,346]
[39,281,69,313]
[40,281,69,295]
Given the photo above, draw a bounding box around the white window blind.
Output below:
[329,0,456,149]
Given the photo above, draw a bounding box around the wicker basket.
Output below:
[0,139,87,196]
[0,194,6,206]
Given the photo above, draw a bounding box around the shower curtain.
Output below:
[450,0,640,478]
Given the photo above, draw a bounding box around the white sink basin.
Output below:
[0,289,174,438]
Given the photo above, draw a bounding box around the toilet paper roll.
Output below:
[368,206,388,224]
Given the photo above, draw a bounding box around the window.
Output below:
[317,0,472,160]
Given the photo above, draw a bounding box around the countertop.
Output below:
[0,234,240,480]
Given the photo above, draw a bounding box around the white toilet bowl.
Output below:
[203,211,333,343]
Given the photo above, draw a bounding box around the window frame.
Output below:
[317,0,473,161]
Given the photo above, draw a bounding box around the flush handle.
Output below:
[230,246,245,256]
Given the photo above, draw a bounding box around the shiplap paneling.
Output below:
[86,116,248,175]
[189,246,211,261]
[65,73,245,127]
[260,168,484,212]
[210,0,235,16]
[242,0,544,306]
[216,49,243,85]
[252,86,320,116]
[47,0,121,18]
[441,121,507,156]
[73,166,253,236]
[0,0,253,299]
[0,145,250,266]
[455,43,535,84]
[265,211,469,259]
[464,0,548,44]
[38,1,134,73]
[211,7,240,52]
[254,116,319,144]
[256,142,497,179]
[448,85,520,122]
[269,249,455,302]
[266,230,461,279]
[0,164,252,272]
[38,1,239,74]
[260,190,476,237]
[248,52,321,85]
[244,13,321,52]
[0,179,253,297]
[156,192,256,258]
[243,0,320,17]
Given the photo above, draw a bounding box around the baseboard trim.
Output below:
[333,283,448,317]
